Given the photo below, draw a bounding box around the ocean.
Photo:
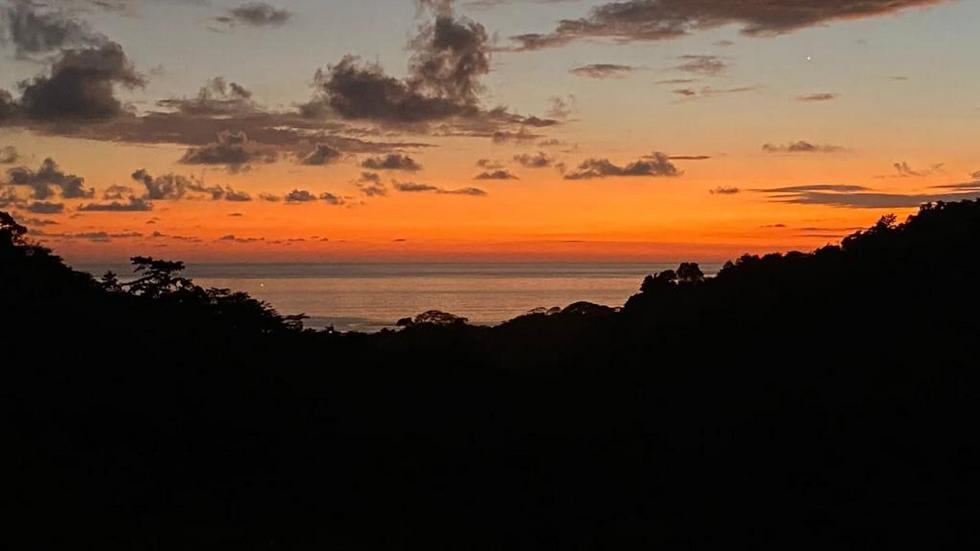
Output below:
[73,262,721,332]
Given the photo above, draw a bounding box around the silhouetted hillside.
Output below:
[5,201,980,548]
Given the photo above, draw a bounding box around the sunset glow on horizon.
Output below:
[2,0,978,264]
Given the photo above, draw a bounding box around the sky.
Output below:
[0,0,978,263]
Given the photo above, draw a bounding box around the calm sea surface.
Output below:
[73,263,721,332]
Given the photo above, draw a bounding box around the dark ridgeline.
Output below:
[4,201,980,548]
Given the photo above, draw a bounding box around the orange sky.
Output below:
[1,0,978,263]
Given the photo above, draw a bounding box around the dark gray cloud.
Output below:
[78,196,152,211]
[301,143,343,165]
[669,155,711,160]
[673,55,726,76]
[513,152,553,168]
[180,130,277,172]
[476,159,503,169]
[6,158,93,200]
[710,186,739,195]
[893,161,943,177]
[508,0,949,50]
[17,41,145,121]
[569,63,635,79]
[0,145,19,164]
[306,7,490,125]
[302,7,553,136]
[753,183,980,209]
[215,2,292,28]
[156,77,256,116]
[355,172,387,197]
[0,0,107,57]
[362,153,423,171]
[475,169,518,180]
[26,201,64,214]
[259,193,281,202]
[564,152,679,180]
[671,85,760,99]
[285,189,317,202]
[393,181,487,196]
[763,141,845,153]
[102,184,132,200]
[797,93,838,102]
[319,192,345,205]
[546,95,574,118]
[131,168,252,201]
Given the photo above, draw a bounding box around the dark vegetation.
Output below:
[5,201,980,548]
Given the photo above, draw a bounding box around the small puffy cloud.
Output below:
[301,144,343,165]
[180,131,277,172]
[355,172,387,197]
[565,152,679,180]
[362,153,422,171]
[285,189,318,202]
[513,152,553,168]
[214,2,292,28]
[710,186,740,195]
[475,169,518,180]
[6,158,93,200]
[673,55,727,76]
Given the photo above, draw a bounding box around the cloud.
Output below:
[5,158,93,200]
[300,7,552,136]
[103,184,132,199]
[508,0,949,50]
[155,77,256,116]
[569,64,635,79]
[763,141,845,153]
[259,193,281,202]
[797,93,838,102]
[362,153,422,171]
[301,143,343,165]
[180,130,277,172]
[19,216,58,226]
[78,197,153,211]
[669,155,711,160]
[513,152,553,168]
[673,55,726,76]
[752,183,980,208]
[476,159,503,169]
[26,201,64,214]
[319,192,345,205]
[710,186,740,195]
[475,169,518,180]
[672,85,760,99]
[564,152,679,180]
[306,8,490,125]
[285,189,318,202]
[893,161,944,177]
[214,2,292,28]
[0,0,107,57]
[355,172,387,197]
[18,42,145,121]
[393,181,487,196]
[546,95,574,118]
[1,146,20,164]
[129,168,252,202]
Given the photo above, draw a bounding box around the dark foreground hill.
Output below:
[4,201,980,548]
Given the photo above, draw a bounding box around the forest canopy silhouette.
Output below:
[4,200,980,547]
